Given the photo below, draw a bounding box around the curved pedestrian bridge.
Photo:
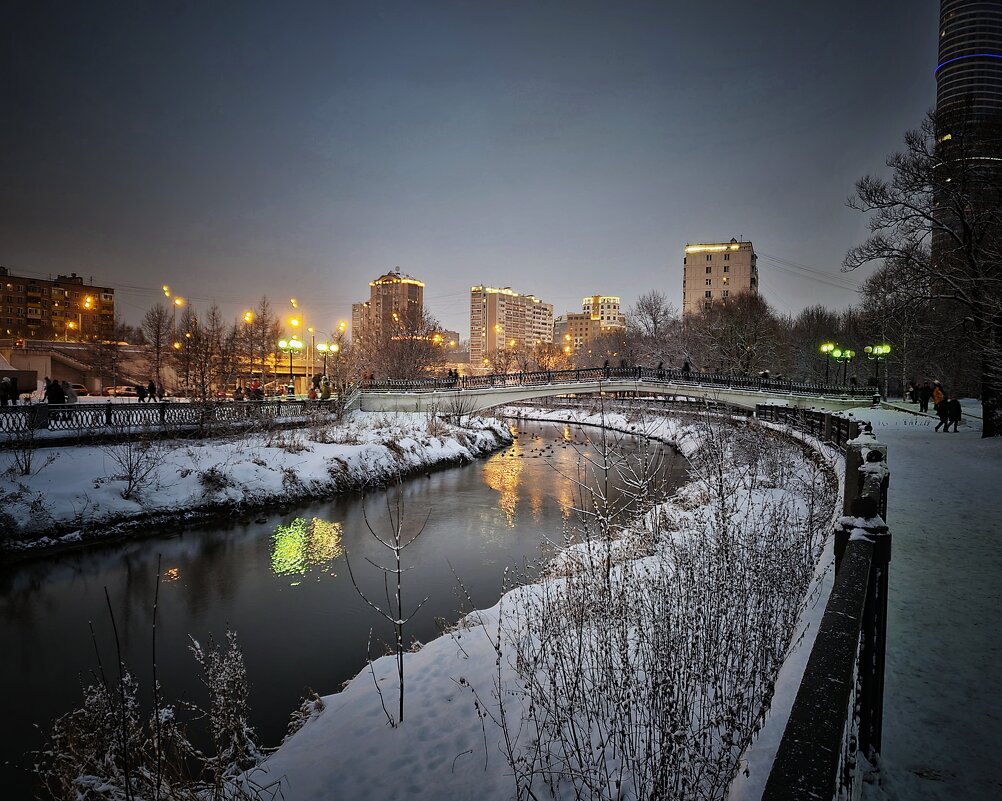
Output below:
[360,366,875,414]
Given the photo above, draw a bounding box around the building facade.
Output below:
[681,239,757,315]
[554,295,626,353]
[937,0,1002,121]
[1,266,116,341]
[351,268,424,341]
[469,286,553,366]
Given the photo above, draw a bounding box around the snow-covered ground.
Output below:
[0,411,512,548]
[848,401,1002,801]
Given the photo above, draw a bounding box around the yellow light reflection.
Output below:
[482,443,523,527]
[162,567,180,582]
[271,517,344,580]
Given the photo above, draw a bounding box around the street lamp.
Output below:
[316,341,340,376]
[864,343,892,397]
[820,341,836,382]
[278,337,304,396]
[831,347,855,384]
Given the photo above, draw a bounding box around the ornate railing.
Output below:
[0,397,336,442]
[361,366,876,398]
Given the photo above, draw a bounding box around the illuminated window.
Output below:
[722,276,729,284]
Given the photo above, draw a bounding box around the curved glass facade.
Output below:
[937,0,1002,119]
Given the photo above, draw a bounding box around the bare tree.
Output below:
[359,311,447,379]
[685,292,780,375]
[344,488,430,725]
[142,303,172,386]
[844,110,1002,435]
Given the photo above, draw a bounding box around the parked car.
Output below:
[102,385,139,397]
[69,383,90,396]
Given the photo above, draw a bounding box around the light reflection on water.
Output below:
[271,518,345,582]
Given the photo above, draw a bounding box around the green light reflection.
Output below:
[271,517,344,580]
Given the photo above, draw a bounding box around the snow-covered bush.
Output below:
[36,631,269,801]
[482,416,836,801]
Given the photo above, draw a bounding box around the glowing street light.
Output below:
[831,347,855,384]
[865,343,892,397]
[278,337,304,396]
[820,341,836,382]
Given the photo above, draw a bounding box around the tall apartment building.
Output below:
[581,295,626,328]
[681,239,757,315]
[555,295,626,352]
[937,0,1002,121]
[1,266,115,340]
[469,286,553,366]
[351,268,424,341]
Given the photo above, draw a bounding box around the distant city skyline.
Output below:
[2,1,939,338]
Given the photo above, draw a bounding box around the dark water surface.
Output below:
[0,420,686,796]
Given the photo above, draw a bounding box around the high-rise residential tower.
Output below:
[351,268,424,341]
[469,286,553,366]
[681,239,757,315]
[936,0,1002,122]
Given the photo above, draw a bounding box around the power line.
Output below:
[757,251,861,291]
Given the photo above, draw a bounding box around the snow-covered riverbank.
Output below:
[0,411,512,554]
[254,406,840,801]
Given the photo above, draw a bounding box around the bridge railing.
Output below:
[0,397,342,443]
[361,366,876,398]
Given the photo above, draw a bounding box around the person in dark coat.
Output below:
[945,394,963,432]
[681,359,691,375]
[147,380,156,400]
[9,375,17,405]
[0,376,11,406]
[45,378,66,404]
[137,383,147,402]
[918,381,932,413]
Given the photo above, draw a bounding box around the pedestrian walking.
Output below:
[931,381,945,410]
[136,383,147,403]
[157,382,166,402]
[946,393,963,432]
[919,380,932,413]
[147,380,156,401]
[9,375,18,405]
[0,376,11,406]
[934,386,950,432]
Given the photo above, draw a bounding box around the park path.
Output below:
[852,404,1002,801]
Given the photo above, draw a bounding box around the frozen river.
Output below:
[0,419,685,797]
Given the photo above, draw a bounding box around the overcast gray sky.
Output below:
[1,1,939,338]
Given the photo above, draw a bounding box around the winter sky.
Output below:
[1,1,938,337]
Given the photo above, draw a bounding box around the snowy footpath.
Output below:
[850,403,1002,801]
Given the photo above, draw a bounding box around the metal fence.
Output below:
[0,397,342,443]
[755,406,890,801]
[362,366,876,399]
